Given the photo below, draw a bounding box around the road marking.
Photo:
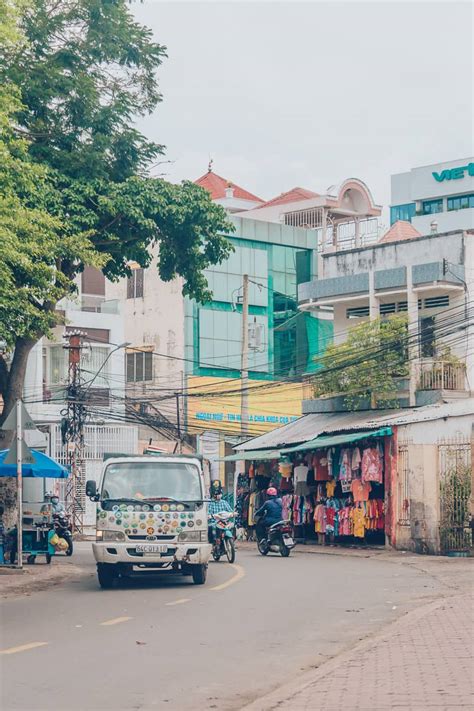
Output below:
[1,642,48,655]
[100,616,132,626]
[210,563,245,592]
[166,598,191,606]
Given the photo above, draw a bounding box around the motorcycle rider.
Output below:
[255,487,283,543]
[208,480,233,543]
[40,493,65,515]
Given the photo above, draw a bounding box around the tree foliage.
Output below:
[0,0,234,420]
[314,315,409,409]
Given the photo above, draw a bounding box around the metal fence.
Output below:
[419,361,467,391]
[438,438,472,553]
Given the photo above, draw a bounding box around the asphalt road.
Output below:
[1,542,444,711]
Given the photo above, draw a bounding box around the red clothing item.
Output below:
[312,452,330,481]
[351,479,372,502]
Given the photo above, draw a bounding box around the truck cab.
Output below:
[86,454,211,589]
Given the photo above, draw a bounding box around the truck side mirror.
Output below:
[86,480,97,499]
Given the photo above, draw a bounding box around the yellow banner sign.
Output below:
[186,376,302,434]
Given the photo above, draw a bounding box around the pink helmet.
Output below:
[266,487,277,496]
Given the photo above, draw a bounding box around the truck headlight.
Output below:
[179,530,208,542]
[97,530,125,542]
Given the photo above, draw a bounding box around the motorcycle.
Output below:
[52,512,73,556]
[257,520,295,557]
[210,511,236,563]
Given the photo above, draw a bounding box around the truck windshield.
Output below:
[101,462,202,502]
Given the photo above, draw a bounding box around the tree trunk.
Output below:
[0,336,38,428]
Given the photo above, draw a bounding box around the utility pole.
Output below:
[175,392,182,453]
[63,331,86,533]
[16,400,22,569]
[240,274,249,438]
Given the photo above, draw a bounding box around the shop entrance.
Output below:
[233,430,391,547]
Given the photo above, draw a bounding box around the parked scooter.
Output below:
[257,520,295,557]
[52,512,73,556]
[210,511,236,563]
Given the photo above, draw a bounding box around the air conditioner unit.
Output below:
[248,321,265,352]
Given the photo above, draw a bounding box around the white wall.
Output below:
[106,254,185,423]
[412,208,474,236]
[391,157,474,203]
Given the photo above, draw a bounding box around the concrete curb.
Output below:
[239,592,465,711]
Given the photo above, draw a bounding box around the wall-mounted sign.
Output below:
[432,162,474,182]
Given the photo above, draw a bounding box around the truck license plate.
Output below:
[136,544,168,554]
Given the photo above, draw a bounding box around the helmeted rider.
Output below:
[208,480,233,543]
[40,493,65,515]
[256,487,283,542]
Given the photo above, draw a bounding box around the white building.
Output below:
[20,268,138,526]
[299,227,474,410]
[391,157,474,235]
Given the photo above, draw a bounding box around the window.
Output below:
[422,199,443,215]
[126,350,153,382]
[346,306,370,318]
[48,345,110,386]
[447,193,474,211]
[390,203,416,225]
[127,268,144,299]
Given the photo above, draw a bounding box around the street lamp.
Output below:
[82,341,131,394]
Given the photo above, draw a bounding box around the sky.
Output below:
[132,0,473,221]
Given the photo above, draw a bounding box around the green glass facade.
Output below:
[184,217,333,381]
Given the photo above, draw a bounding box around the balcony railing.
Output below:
[418,360,467,391]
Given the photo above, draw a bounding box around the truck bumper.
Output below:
[92,542,212,566]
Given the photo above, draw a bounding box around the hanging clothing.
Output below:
[351,479,372,502]
[294,464,309,484]
[326,479,336,498]
[352,507,366,538]
[314,504,327,533]
[312,452,330,481]
[339,449,352,481]
[361,445,383,483]
[351,447,362,471]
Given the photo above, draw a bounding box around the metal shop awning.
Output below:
[281,427,392,454]
[222,449,282,462]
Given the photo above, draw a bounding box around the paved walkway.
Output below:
[243,592,474,711]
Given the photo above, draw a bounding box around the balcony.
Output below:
[301,359,468,414]
[418,360,467,392]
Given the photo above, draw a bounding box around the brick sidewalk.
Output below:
[243,592,474,711]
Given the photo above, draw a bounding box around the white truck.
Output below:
[86,454,212,589]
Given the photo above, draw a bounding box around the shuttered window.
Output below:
[126,351,153,382]
[127,268,144,298]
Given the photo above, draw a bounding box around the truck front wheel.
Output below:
[97,563,116,589]
[191,564,207,585]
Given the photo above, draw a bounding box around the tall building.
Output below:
[390,157,474,234]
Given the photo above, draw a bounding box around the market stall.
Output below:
[0,449,69,565]
[231,428,392,546]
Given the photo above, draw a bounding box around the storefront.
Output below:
[231,428,393,547]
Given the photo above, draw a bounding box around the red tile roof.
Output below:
[256,187,320,209]
[194,170,264,203]
[380,220,422,244]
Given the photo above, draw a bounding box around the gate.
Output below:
[438,439,472,553]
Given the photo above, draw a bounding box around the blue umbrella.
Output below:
[0,449,69,478]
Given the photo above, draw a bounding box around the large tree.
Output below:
[0,0,233,423]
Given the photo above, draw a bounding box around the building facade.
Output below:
[391,157,474,234]
[299,228,474,409]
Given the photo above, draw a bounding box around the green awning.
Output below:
[282,427,392,454]
[223,449,282,462]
